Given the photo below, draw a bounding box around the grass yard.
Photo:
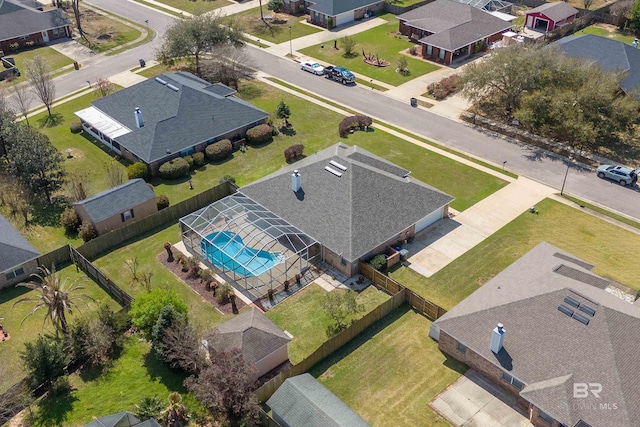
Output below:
[390,198,640,311]
[27,337,203,427]
[227,7,322,44]
[309,305,467,427]
[92,223,230,333]
[0,46,74,88]
[266,284,389,364]
[299,14,440,86]
[385,0,429,6]
[75,6,142,53]
[0,264,120,394]
[139,0,231,14]
[574,24,636,44]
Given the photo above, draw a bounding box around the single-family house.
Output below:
[73,179,157,235]
[267,373,371,427]
[398,0,512,65]
[0,214,40,290]
[74,72,269,176]
[305,0,385,28]
[180,143,453,299]
[0,0,71,52]
[556,34,640,94]
[85,412,161,427]
[430,242,640,427]
[525,2,578,33]
[206,307,291,378]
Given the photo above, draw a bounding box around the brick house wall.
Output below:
[283,0,306,15]
[0,258,39,290]
[354,1,384,19]
[0,26,70,52]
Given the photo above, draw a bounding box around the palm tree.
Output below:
[160,392,189,427]
[13,265,95,339]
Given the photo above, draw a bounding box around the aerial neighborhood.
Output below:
[3,0,640,426]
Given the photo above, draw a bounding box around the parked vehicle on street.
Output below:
[596,164,640,186]
[301,61,325,75]
[324,65,356,85]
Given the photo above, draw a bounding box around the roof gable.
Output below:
[527,2,578,22]
[73,179,156,224]
[83,411,157,427]
[0,0,68,41]
[0,214,40,273]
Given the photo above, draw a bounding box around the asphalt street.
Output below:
[13,0,640,220]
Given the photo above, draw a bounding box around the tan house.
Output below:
[0,0,71,53]
[73,179,157,235]
[0,214,40,290]
[431,242,640,427]
[306,0,384,28]
[206,307,292,378]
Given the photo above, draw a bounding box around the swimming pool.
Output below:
[200,231,283,277]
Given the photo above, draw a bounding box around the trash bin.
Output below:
[410,97,417,107]
[73,61,79,70]
[139,59,146,68]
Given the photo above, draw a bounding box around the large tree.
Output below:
[13,265,95,339]
[157,12,244,76]
[4,125,66,204]
[11,84,33,124]
[24,56,56,118]
[0,108,17,156]
[201,45,255,89]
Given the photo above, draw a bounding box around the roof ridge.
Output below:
[75,179,144,205]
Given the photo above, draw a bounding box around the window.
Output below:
[180,147,195,156]
[5,267,25,281]
[341,257,347,266]
[121,209,134,222]
[51,27,65,38]
[19,35,31,41]
[457,342,466,353]
[439,49,446,60]
[538,410,554,425]
[426,45,432,55]
[502,372,524,390]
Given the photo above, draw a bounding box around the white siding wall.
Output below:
[415,206,445,233]
[335,11,354,26]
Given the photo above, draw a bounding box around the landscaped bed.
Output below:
[390,198,640,310]
[227,7,322,44]
[299,14,440,86]
[309,305,467,426]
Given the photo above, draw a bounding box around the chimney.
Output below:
[291,170,301,192]
[490,323,505,353]
[134,107,144,128]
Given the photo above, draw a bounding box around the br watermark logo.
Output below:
[569,383,618,411]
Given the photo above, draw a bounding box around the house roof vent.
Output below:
[329,160,347,171]
[166,84,180,91]
[155,77,167,85]
[324,166,343,177]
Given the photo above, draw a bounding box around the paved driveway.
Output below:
[431,370,532,427]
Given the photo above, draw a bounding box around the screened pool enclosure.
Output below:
[180,194,319,299]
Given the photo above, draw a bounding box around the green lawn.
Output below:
[574,24,636,44]
[385,0,430,6]
[0,264,121,394]
[390,198,640,310]
[309,305,467,427]
[76,6,142,53]
[0,46,74,87]
[266,284,389,364]
[227,7,322,44]
[92,223,230,333]
[27,337,203,427]
[140,0,230,14]
[299,14,440,86]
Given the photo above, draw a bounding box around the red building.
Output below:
[525,2,578,33]
[0,0,71,52]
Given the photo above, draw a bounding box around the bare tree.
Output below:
[105,158,126,187]
[0,177,33,225]
[11,84,33,124]
[94,77,115,98]
[201,45,256,89]
[583,0,594,10]
[72,0,83,37]
[25,56,56,118]
[67,171,90,201]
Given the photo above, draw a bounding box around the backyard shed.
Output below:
[525,2,578,32]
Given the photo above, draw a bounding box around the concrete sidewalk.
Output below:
[135,0,261,17]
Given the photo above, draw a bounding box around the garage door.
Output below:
[415,207,444,233]
[335,11,353,27]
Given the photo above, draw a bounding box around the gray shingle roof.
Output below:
[208,307,291,365]
[398,0,511,51]
[267,374,370,427]
[73,179,155,224]
[307,0,381,16]
[527,1,578,23]
[0,214,40,273]
[0,0,68,42]
[241,143,454,262]
[433,242,640,427]
[556,34,640,93]
[90,72,268,164]
[84,411,160,427]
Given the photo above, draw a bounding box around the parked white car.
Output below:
[300,61,324,75]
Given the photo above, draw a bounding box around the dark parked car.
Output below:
[324,65,355,85]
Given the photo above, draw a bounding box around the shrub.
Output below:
[152,305,186,360]
[192,151,205,167]
[78,221,98,242]
[135,396,164,421]
[49,376,72,397]
[60,208,80,233]
[156,195,170,210]
[409,46,417,56]
[127,162,149,180]
[21,334,68,387]
[369,254,386,271]
[129,288,189,337]
[183,155,194,169]
[205,139,232,161]
[216,283,233,305]
[69,121,83,134]
[158,157,190,180]
[219,175,236,185]
[284,144,304,163]
[339,115,372,137]
[428,74,461,100]
[245,124,273,146]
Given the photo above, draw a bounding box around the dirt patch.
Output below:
[64,148,85,160]
[156,248,246,315]
[319,368,335,380]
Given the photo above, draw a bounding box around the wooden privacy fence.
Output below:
[358,261,447,321]
[36,244,72,269]
[255,292,404,403]
[77,181,235,260]
[70,246,133,307]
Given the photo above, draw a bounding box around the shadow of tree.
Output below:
[143,350,188,392]
[30,391,78,427]
[237,84,264,100]
[280,126,296,136]
[37,112,63,128]
[30,196,69,227]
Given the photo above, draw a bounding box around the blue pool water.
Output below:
[200,231,282,277]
